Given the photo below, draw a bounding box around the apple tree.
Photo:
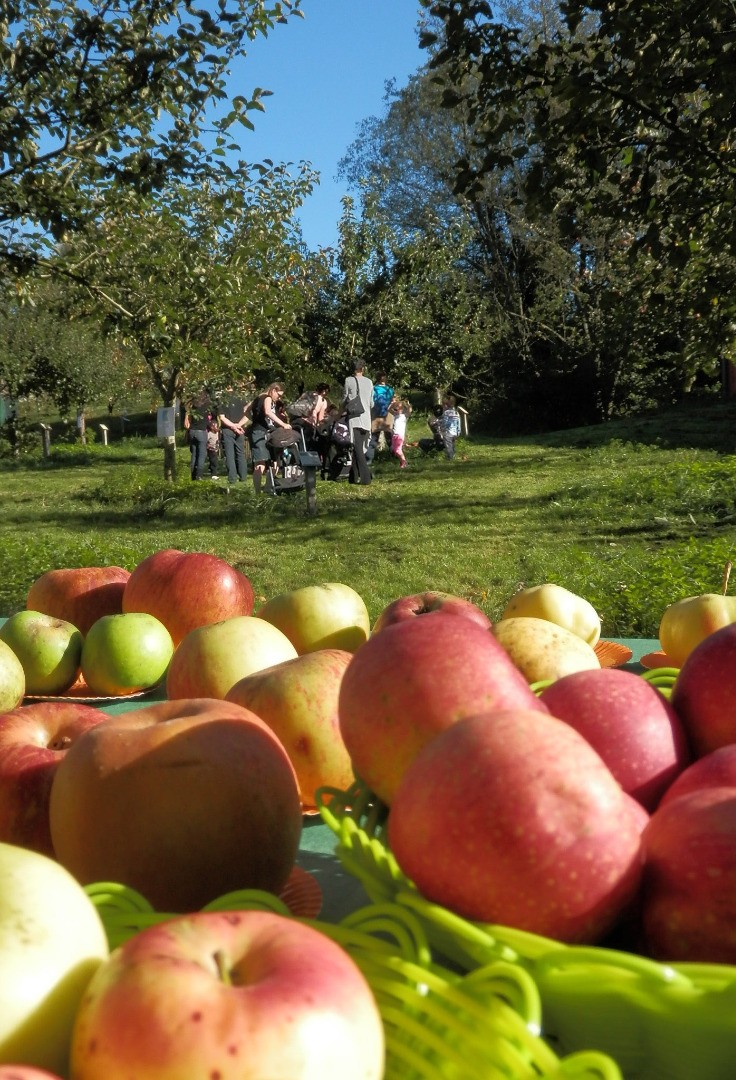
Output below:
[0,290,137,453]
[59,161,316,478]
[0,0,304,277]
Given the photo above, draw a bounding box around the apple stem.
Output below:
[48,735,72,751]
[722,561,733,596]
[213,949,232,986]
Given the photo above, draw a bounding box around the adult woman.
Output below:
[249,382,292,494]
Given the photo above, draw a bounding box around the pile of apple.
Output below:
[339,581,736,967]
[0,548,735,1078]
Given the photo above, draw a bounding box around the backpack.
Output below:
[372,384,394,418]
[286,391,316,419]
[331,417,352,447]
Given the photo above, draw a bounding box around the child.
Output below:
[206,419,220,478]
[390,399,412,469]
[440,395,461,460]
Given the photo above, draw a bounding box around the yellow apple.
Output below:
[493,616,601,683]
[0,639,25,711]
[257,583,371,654]
[0,841,109,1074]
[501,583,601,645]
[659,593,736,668]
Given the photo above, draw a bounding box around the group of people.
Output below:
[183,365,462,492]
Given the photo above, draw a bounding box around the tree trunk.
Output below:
[163,435,177,481]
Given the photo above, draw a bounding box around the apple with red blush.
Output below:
[539,668,691,810]
[0,702,106,856]
[69,909,384,1080]
[641,786,736,962]
[49,697,301,912]
[669,622,736,756]
[339,610,547,805]
[388,708,647,943]
[226,649,355,811]
[123,548,255,646]
[372,591,492,634]
[26,566,130,636]
[659,743,736,807]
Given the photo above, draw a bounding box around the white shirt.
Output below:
[392,412,408,439]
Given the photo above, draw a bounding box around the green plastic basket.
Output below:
[316,781,736,1080]
[87,881,621,1080]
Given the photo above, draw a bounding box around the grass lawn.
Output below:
[1,395,735,638]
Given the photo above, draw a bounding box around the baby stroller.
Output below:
[265,426,308,495]
[320,415,353,481]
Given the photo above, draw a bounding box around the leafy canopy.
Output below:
[0,0,303,271]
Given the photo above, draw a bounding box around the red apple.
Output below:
[49,698,302,912]
[388,709,647,943]
[166,616,298,700]
[0,1070,63,1079]
[69,909,384,1080]
[372,590,492,634]
[669,622,736,756]
[539,668,691,810]
[659,743,736,807]
[641,786,736,962]
[123,549,255,646]
[0,702,106,856]
[226,649,355,811]
[26,566,130,637]
[339,611,547,805]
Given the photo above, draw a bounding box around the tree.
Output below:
[335,16,731,431]
[1,0,303,275]
[0,286,136,452]
[58,162,316,477]
[420,1,736,313]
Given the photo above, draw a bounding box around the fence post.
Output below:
[39,423,51,458]
[304,464,318,516]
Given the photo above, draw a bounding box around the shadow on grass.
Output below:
[528,397,736,455]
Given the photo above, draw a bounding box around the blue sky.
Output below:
[229,1,427,251]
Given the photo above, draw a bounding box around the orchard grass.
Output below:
[1,396,734,638]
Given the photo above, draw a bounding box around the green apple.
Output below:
[0,841,109,1074]
[81,612,174,695]
[501,583,602,646]
[0,610,82,695]
[257,582,371,654]
[0,640,25,710]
